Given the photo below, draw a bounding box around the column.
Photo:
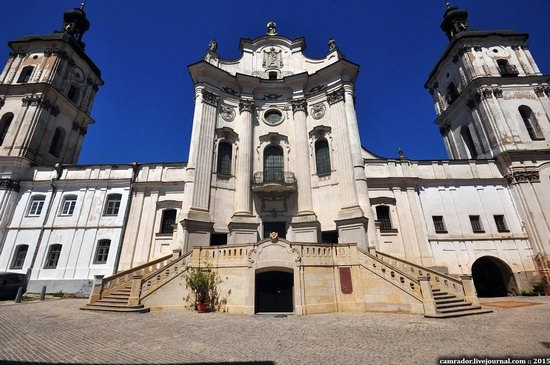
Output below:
[233,99,254,216]
[291,98,314,214]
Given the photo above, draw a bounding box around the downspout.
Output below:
[27,163,62,282]
[112,162,138,274]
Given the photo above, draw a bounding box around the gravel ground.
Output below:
[0,297,549,364]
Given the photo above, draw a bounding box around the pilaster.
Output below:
[233,99,254,216]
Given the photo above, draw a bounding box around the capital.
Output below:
[201,90,219,107]
[327,88,345,105]
[291,99,307,113]
[239,100,254,114]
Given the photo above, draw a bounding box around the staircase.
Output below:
[81,284,149,313]
[426,288,492,318]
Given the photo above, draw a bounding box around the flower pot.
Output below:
[196,302,209,313]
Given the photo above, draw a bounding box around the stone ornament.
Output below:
[310,103,326,120]
[262,47,283,69]
[328,37,336,51]
[22,95,51,110]
[0,179,20,192]
[327,88,345,105]
[291,99,307,113]
[266,21,277,36]
[238,100,254,114]
[208,39,218,52]
[505,171,540,185]
[270,231,278,242]
[219,105,235,122]
[202,90,219,107]
[534,85,550,97]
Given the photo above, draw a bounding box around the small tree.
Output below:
[185,265,222,309]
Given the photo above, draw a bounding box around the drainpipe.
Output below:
[112,162,138,274]
[27,163,62,283]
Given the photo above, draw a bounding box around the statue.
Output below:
[208,39,218,52]
[328,37,336,51]
[266,21,277,36]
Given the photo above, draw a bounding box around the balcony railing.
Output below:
[252,170,297,193]
[499,64,519,76]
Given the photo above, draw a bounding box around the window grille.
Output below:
[469,215,484,233]
[432,216,447,233]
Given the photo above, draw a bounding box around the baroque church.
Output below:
[0,4,549,317]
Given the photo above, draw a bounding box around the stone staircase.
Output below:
[81,283,150,313]
[425,287,493,318]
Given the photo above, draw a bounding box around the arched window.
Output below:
[263,145,284,182]
[44,244,62,269]
[375,205,392,230]
[216,141,232,176]
[519,106,544,141]
[0,112,14,146]
[94,239,111,264]
[497,59,518,76]
[60,195,77,216]
[315,139,331,175]
[460,126,478,158]
[67,84,80,104]
[10,244,29,269]
[27,194,46,216]
[160,209,177,234]
[103,193,122,216]
[48,127,65,157]
[446,82,459,105]
[17,66,34,83]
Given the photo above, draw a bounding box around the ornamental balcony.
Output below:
[498,64,519,76]
[252,170,297,194]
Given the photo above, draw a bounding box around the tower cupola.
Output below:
[61,2,90,47]
[440,4,469,41]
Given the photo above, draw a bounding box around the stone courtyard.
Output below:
[0,297,549,364]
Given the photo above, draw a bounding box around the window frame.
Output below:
[43,244,62,269]
[376,205,393,231]
[103,193,122,216]
[469,215,485,233]
[519,106,544,141]
[93,239,111,264]
[159,209,177,234]
[315,139,332,176]
[494,215,509,233]
[27,195,46,217]
[67,84,80,104]
[216,141,233,176]
[10,244,29,270]
[432,216,448,234]
[17,65,34,84]
[59,194,77,216]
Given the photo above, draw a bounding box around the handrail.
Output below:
[143,251,192,282]
[104,253,173,283]
[358,248,420,284]
[140,251,193,300]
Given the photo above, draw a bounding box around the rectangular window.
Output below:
[44,245,62,269]
[94,240,110,264]
[321,230,339,244]
[376,205,392,230]
[210,233,228,246]
[469,215,484,233]
[494,215,509,232]
[160,209,177,234]
[432,216,447,233]
[10,245,29,269]
[60,196,77,216]
[103,194,122,216]
[28,196,45,216]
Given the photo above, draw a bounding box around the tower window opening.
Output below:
[315,139,331,175]
[48,127,65,157]
[67,84,80,104]
[17,66,34,84]
[268,71,277,80]
[519,106,544,141]
[497,59,518,76]
[216,141,233,176]
[0,112,14,146]
[460,126,478,158]
[376,205,392,230]
[445,82,459,105]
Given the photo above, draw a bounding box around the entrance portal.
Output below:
[472,256,517,297]
[255,270,293,313]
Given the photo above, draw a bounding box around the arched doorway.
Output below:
[471,256,517,297]
[255,270,293,313]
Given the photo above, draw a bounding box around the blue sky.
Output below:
[1,0,549,163]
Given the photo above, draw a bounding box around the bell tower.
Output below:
[426,3,550,293]
[0,3,103,171]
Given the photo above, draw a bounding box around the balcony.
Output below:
[498,64,519,76]
[252,170,297,194]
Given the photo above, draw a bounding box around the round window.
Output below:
[264,109,283,125]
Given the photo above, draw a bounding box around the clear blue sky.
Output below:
[1,1,549,163]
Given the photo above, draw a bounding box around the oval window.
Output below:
[264,109,283,125]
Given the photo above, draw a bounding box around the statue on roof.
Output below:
[266,21,277,36]
[208,39,218,52]
[328,37,336,51]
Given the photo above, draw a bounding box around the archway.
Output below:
[255,269,293,313]
[471,256,517,297]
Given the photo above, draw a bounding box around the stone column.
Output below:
[88,275,104,304]
[233,99,254,216]
[460,275,479,306]
[419,276,437,315]
[291,98,314,214]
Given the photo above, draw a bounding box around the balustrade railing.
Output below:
[253,171,296,185]
[140,251,193,299]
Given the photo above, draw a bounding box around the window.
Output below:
[0,112,14,146]
[44,244,62,269]
[67,84,80,104]
[469,215,484,233]
[376,205,392,230]
[10,245,29,269]
[103,193,122,216]
[160,209,177,234]
[94,240,111,264]
[17,66,34,83]
[263,145,284,182]
[28,195,46,216]
[519,106,544,141]
[60,195,77,216]
[461,126,478,158]
[315,139,331,175]
[48,127,65,157]
[321,230,339,244]
[497,59,518,76]
[210,233,228,246]
[446,82,459,105]
[216,141,232,176]
[268,71,277,80]
[494,215,509,232]
[432,216,447,233]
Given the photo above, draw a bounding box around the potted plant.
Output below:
[185,266,221,313]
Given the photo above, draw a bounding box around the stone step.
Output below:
[91,301,132,307]
[434,298,464,304]
[432,291,450,296]
[96,298,129,304]
[425,309,493,319]
[437,305,481,314]
[436,302,471,310]
[431,288,441,292]
[80,304,149,313]
[433,294,456,300]
[106,293,131,298]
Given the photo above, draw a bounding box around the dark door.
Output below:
[472,257,512,297]
[264,146,284,182]
[263,221,286,239]
[255,271,293,313]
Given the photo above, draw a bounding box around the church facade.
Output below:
[0,5,548,315]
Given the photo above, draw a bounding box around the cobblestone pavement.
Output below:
[0,297,549,365]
